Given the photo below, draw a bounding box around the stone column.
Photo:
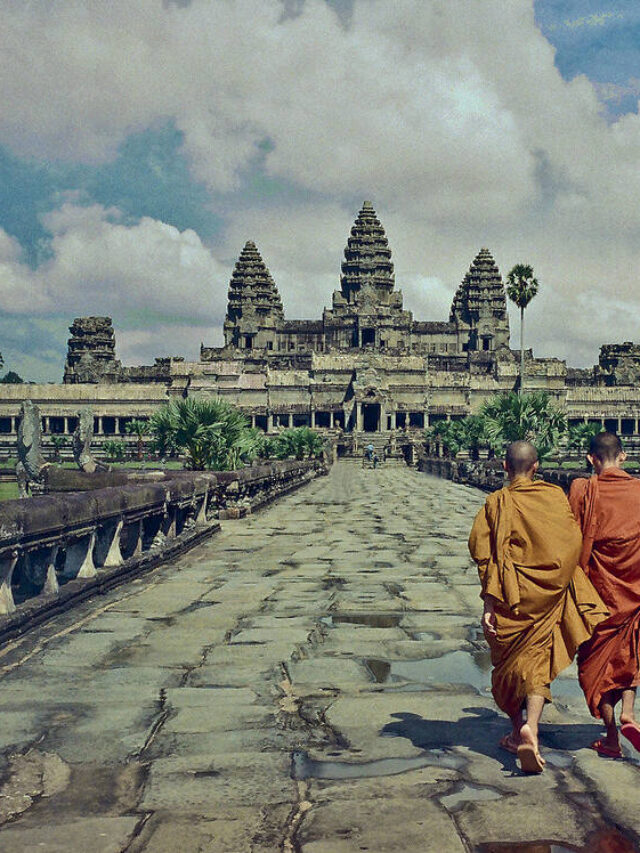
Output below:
[390,411,396,430]
[0,550,18,615]
[310,410,316,428]
[43,416,50,434]
[267,414,274,432]
[97,417,104,435]
[251,415,256,428]
[10,417,16,434]
[329,412,334,429]
[115,417,121,435]
[356,403,363,432]
[63,417,69,435]
[379,406,386,432]
[288,414,293,428]
[618,418,622,434]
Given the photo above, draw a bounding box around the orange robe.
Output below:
[569,469,640,717]
[469,477,607,718]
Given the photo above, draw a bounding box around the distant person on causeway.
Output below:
[569,432,640,759]
[469,441,607,773]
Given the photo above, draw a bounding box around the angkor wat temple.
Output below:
[2,201,640,446]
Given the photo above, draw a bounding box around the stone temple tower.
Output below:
[337,201,399,309]
[449,248,510,353]
[223,241,284,350]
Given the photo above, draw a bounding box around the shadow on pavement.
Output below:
[380,706,603,770]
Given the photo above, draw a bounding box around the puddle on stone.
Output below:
[366,659,391,683]
[409,631,441,642]
[364,650,490,691]
[327,613,403,628]
[291,748,465,780]
[440,782,502,812]
[476,828,639,852]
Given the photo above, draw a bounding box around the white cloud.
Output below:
[2,0,640,375]
[0,201,229,320]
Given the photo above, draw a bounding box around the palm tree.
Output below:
[481,391,566,461]
[125,418,150,461]
[568,421,601,454]
[506,264,539,394]
[149,398,261,470]
[49,434,68,462]
[425,420,466,458]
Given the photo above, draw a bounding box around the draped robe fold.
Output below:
[469,477,608,718]
[569,469,640,718]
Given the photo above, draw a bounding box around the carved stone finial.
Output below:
[73,408,107,473]
[16,400,49,497]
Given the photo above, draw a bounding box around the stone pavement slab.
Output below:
[0,462,637,851]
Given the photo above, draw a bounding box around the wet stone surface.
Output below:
[0,461,638,851]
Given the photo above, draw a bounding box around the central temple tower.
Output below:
[323,201,412,349]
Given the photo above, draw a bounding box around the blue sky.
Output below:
[1,0,640,380]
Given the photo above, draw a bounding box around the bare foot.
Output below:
[519,722,545,766]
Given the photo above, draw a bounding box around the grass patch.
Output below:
[0,482,19,502]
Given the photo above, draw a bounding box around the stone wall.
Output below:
[416,454,591,494]
[0,459,327,639]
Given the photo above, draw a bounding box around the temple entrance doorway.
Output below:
[363,403,380,432]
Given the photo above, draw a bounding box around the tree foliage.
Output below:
[425,392,568,461]
[125,418,150,461]
[567,421,602,453]
[149,398,262,470]
[506,264,539,311]
[481,391,566,460]
[259,427,325,461]
[0,371,23,384]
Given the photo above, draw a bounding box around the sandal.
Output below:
[590,739,622,759]
[621,722,640,752]
[517,743,545,773]
[499,734,519,755]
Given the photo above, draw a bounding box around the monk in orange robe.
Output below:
[569,431,640,758]
[469,441,607,773]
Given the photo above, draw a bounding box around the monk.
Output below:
[469,441,607,773]
[569,432,640,758]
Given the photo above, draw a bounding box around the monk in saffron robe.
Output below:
[569,431,640,758]
[469,441,607,773]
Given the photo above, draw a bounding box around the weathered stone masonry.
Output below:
[2,201,640,446]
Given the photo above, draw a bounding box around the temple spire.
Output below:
[223,241,284,349]
[450,248,510,352]
[339,201,395,306]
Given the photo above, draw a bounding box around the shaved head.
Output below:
[589,431,623,463]
[505,441,538,476]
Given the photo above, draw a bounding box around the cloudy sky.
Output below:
[1,0,640,381]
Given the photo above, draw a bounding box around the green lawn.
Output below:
[0,482,19,502]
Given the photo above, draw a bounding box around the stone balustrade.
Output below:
[0,459,326,635]
[416,454,598,494]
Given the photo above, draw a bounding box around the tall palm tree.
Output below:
[506,264,539,394]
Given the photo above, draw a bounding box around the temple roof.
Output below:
[225,241,284,325]
[339,201,395,305]
[449,248,508,325]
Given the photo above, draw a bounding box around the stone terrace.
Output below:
[0,463,638,851]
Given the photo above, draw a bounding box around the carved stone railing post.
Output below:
[0,550,18,614]
[102,519,124,567]
[43,545,60,596]
[132,520,143,558]
[195,485,209,527]
[63,530,97,579]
